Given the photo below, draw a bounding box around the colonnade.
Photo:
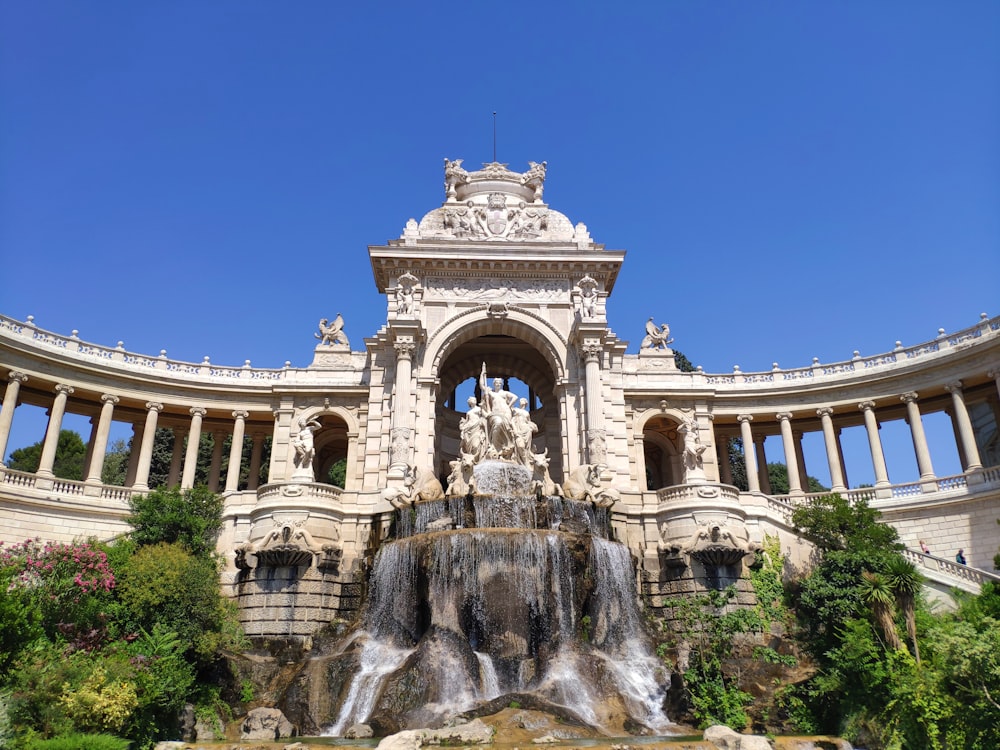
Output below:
[719,372,1000,495]
[0,370,269,494]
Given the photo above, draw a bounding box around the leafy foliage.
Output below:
[7,430,87,480]
[127,485,223,557]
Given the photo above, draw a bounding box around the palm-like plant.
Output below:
[861,570,903,651]
[885,556,922,664]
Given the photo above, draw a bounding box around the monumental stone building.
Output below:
[1,159,998,637]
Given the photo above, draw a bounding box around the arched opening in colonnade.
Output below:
[433,332,563,484]
[643,415,684,490]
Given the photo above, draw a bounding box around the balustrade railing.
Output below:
[902,548,1000,586]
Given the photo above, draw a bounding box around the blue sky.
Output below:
[2,2,998,485]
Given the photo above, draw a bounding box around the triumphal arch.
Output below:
[1,158,999,637]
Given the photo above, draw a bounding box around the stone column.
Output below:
[859,401,890,488]
[793,430,809,492]
[247,432,264,490]
[389,340,415,476]
[181,407,206,489]
[0,372,28,466]
[990,369,1000,400]
[775,413,802,495]
[582,343,605,464]
[84,394,119,486]
[945,381,983,471]
[900,392,937,484]
[738,415,760,492]
[133,402,164,491]
[125,420,143,486]
[36,384,74,480]
[633,432,648,491]
[208,431,225,492]
[718,436,733,485]
[817,408,846,492]
[81,418,98,482]
[225,411,248,492]
[754,436,771,493]
[167,427,186,487]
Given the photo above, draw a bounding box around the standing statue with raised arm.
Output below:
[292,417,321,472]
[479,362,519,461]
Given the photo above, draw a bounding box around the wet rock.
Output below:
[241,706,297,740]
[705,724,774,749]
[375,718,494,749]
[346,722,374,738]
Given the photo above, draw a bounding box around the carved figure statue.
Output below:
[479,362,519,461]
[444,158,469,199]
[511,397,538,465]
[316,314,350,347]
[640,318,673,350]
[292,417,321,471]
[679,417,708,479]
[396,271,418,316]
[521,160,547,202]
[458,396,486,462]
[577,275,599,318]
[562,464,619,508]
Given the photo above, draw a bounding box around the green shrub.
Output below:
[127,485,223,558]
[22,732,131,750]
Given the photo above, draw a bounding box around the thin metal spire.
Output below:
[492,111,497,162]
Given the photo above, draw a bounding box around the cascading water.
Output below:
[319,460,673,736]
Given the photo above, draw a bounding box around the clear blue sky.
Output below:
[2,2,998,485]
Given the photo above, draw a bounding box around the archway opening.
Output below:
[643,415,684,490]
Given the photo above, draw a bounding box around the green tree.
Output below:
[328,457,347,487]
[127,485,223,558]
[7,430,87,480]
[100,439,130,486]
[767,462,828,494]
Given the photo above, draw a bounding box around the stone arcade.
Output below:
[1,158,999,648]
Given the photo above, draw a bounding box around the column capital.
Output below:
[232,410,249,420]
[54,383,74,396]
[900,391,919,404]
[858,400,876,412]
[100,393,120,406]
[189,407,207,418]
[775,411,793,422]
[7,371,28,384]
[944,380,963,394]
[394,340,416,359]
[816,407,834,418]
[580,342,603,362]
[737,414,754,424]
[145,401,164,412]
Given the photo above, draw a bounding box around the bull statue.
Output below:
[562,464,620,508]
[529,449,562,498]
[381,464,445,508]
[445,452,478,497]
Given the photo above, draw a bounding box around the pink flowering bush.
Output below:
[1,538,116,650]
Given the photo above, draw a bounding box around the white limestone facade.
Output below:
[1,158,998,636]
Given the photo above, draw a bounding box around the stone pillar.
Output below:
[37,384,74,480]
[718,435,734,485]
[738,415,760,492]
[859,401,890,488]
[754,435,771,493]
[990,369,1000,400]
[945,381,983,471]
[167,427,186,487]
[582,343,605,464]
[900,392,937,485]
[247,432,264,490]
[208,431,225,492]
[84,394,119,485]
[389,340,415,476]
[817,408,846,492]
[0,372,28,466]
[776,413,802,495]
[225,410,248,492]
[133,402,164,491]
[125,420,143,487]
[633,432,647,491]
[345,430,359,491]
[793,430,809,492]
[181,408,206,489]
[835,427,850,489]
